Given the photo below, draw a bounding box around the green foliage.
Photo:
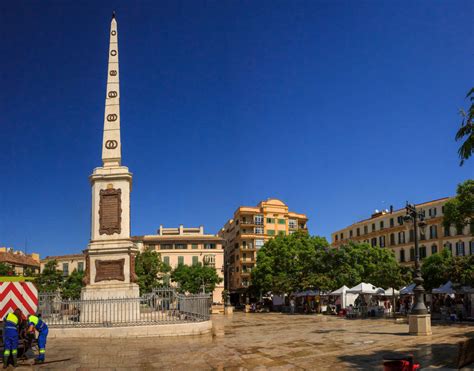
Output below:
[34,260,63,293]
[61,269,84,300]
[443,180,474,230]
[23,267,37,277]
[421,249,474,289]
[135,250,170,294]
[251,233,410,296]
[0,263,16,276]
[171,263,222,294]
[456,89,474,165]
[421,248,453,290]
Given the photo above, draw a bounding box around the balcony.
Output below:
[240,220,256,226]
[240,258,256,264]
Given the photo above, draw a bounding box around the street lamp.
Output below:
[403,203,428,315]
[221,261,232,307]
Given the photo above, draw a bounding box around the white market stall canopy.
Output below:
[347,282,383,295]
[382,288,400,296]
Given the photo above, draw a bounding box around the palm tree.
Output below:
[456,88,474,165]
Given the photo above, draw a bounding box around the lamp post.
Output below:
[404,202,432,335]
[222,261,232,307]
[404,203,428,315]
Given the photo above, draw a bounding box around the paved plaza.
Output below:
[14,313,474,370]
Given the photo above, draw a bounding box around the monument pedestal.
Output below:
[224,306,234,315]
[408,314,432,336]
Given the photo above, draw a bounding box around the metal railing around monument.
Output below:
[38,288,211,328]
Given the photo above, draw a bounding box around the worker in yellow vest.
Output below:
[27,314,48,364]
[2,309,22,368]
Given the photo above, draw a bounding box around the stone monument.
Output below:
[81,13,139,308]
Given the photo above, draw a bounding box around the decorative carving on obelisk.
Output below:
[102,12,122,168]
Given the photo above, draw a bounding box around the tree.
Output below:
[0,263,15,276]
[252,234,410,296]
[421,248,453,291]
[34,260,63,293]
[456,89,474,165]
[443,179,474,232]
[135,250,170,294]
[330,241,411,290]
[171,263,222,294]
[251,232,333,295]
[61,269,84,300]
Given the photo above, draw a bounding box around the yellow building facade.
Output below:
[219,199,308,295]
[331,197,474,265]
[41,254,86,276]
[133,225,224,304]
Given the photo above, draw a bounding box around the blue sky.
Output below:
[1,1,473,257]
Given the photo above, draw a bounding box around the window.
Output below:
[289,219,297,229]
[340,233,344,240]
[255,239,264,248]
[203,255,215,267]
[364,225,368,234]
[470,241,474,255]
[444,226,451,237]
[175,244,186,250]
[456,226,463,235]
[147,244,156,251]
[379,236,385,247]
[409,230,414,243]
[372,223,376,232]
[267,230,275,236]
[429,225,437,239]
[356,228,360,237]
[471,222,474,235]
[399,249,405,262]
[78,262,84,272]
[390,218,394,228]
[255,227,264,235]
[192,256,199,266]
[335,235,338,241]
[410,248,415,261]
[178,256,184,265]
[456,241,465,256]
[266,218,275,224]
[163,256,170,266]
[420,246,427,259]
[191,244,198,249]
[371,238,377,247]
[204,243,216,249]
[254,215,264,225]
[397,216,404,225]
[398,231,405,244]
[349,230,353,238]
[380,221,384,230]
[390,233,395,246]
[160,244,172,250]
[431,244,438,255]
[62,263,69,276]
[278,231,285,236]
[278,219,286,225]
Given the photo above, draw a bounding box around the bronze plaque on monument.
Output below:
[99,188,122,235]
[95,259,125,282]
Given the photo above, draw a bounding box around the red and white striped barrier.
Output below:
[0,282,38,319]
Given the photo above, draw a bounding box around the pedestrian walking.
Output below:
[27,314,48,364]
[290,298,295,314]
[3,308,22,368]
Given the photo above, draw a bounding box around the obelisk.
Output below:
[81,13,139,303]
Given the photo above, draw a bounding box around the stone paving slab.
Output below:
[8,313,474,370]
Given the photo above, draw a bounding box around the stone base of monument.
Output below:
[408,314,432,336]
[80,283,140,324]
[224,306,234,315]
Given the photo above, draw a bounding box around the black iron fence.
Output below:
[38,288,211,328]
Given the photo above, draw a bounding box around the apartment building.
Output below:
[132,225,224,304]
[219,198,308,299]
[0,247,40,275]
[41,254,86,276]
[331,197,474,264]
